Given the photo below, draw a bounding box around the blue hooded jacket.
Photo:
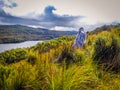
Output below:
[73,30,86,48]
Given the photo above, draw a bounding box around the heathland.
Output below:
[0,24,120,90]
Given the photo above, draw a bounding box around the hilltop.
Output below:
[88,24,120,34]
[0,25,77,43]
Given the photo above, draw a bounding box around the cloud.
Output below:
[0,5,109,31]
[0,0,4,8]
[0,5,85,30]
[0,0,17,20]
[0,0,17,9]
[37,5,84,28]
[44,5,56,15]
[50,26,76,31]
[0,9,40,26]
[24,5,84,29]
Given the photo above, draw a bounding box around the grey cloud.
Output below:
[38,5,83,28]
[0,0,4,8]
[0,9,40,26]
[0,5,84,30]
[0,0,17,8]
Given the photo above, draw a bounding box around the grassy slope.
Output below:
[0,25,120,90]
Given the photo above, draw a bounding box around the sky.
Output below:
[0,0,120,31]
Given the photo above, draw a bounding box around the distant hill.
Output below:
[88,25,111,34]
[88,24,120,34]
[0,25,77,43]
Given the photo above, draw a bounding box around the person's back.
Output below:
[73,27,86,48]
[79,31,86,43]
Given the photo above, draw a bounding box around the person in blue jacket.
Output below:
[73,27,86,48]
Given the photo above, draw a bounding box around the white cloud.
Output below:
[50,26,76,31]
[4,0,11,6]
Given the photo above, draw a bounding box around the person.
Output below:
[73,27,86,48]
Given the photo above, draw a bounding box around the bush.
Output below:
[10,64,36,90]
[57,45,74,64]
[73,49,86,64]
[27,53,37,65]
[33,36,74,53]
[0,66,13,90]
[57,44,86,65]
[93,35,120,71]
[0,48,27,64]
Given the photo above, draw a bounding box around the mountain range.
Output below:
[0,25,77,43]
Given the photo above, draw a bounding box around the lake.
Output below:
[0,41,43,53]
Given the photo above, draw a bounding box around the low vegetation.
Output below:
[0,48,27,64]
[0,25,120,90]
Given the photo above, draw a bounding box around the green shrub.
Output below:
[27,52,37,65]
[0,48,27,64]
[73,49,86,64]
[33,36,74,53]
[10,64,37,90]
[57,44,74,64]
[93,35,120,71]
[0,66,13,90]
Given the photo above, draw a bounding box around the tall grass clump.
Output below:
[93,31,120,71]
[0,65,12,90]
[27,50,38,65]
[57,44,74,63]
[57,42,86,65]
[9,62,38,90]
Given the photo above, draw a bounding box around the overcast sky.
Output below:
[0,0,120,31]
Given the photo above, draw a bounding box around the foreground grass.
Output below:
[1,53,120,90]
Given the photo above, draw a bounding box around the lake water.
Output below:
[0,41,43,53]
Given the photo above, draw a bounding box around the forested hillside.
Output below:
[0,25,120,90]
[0,25,77,43]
